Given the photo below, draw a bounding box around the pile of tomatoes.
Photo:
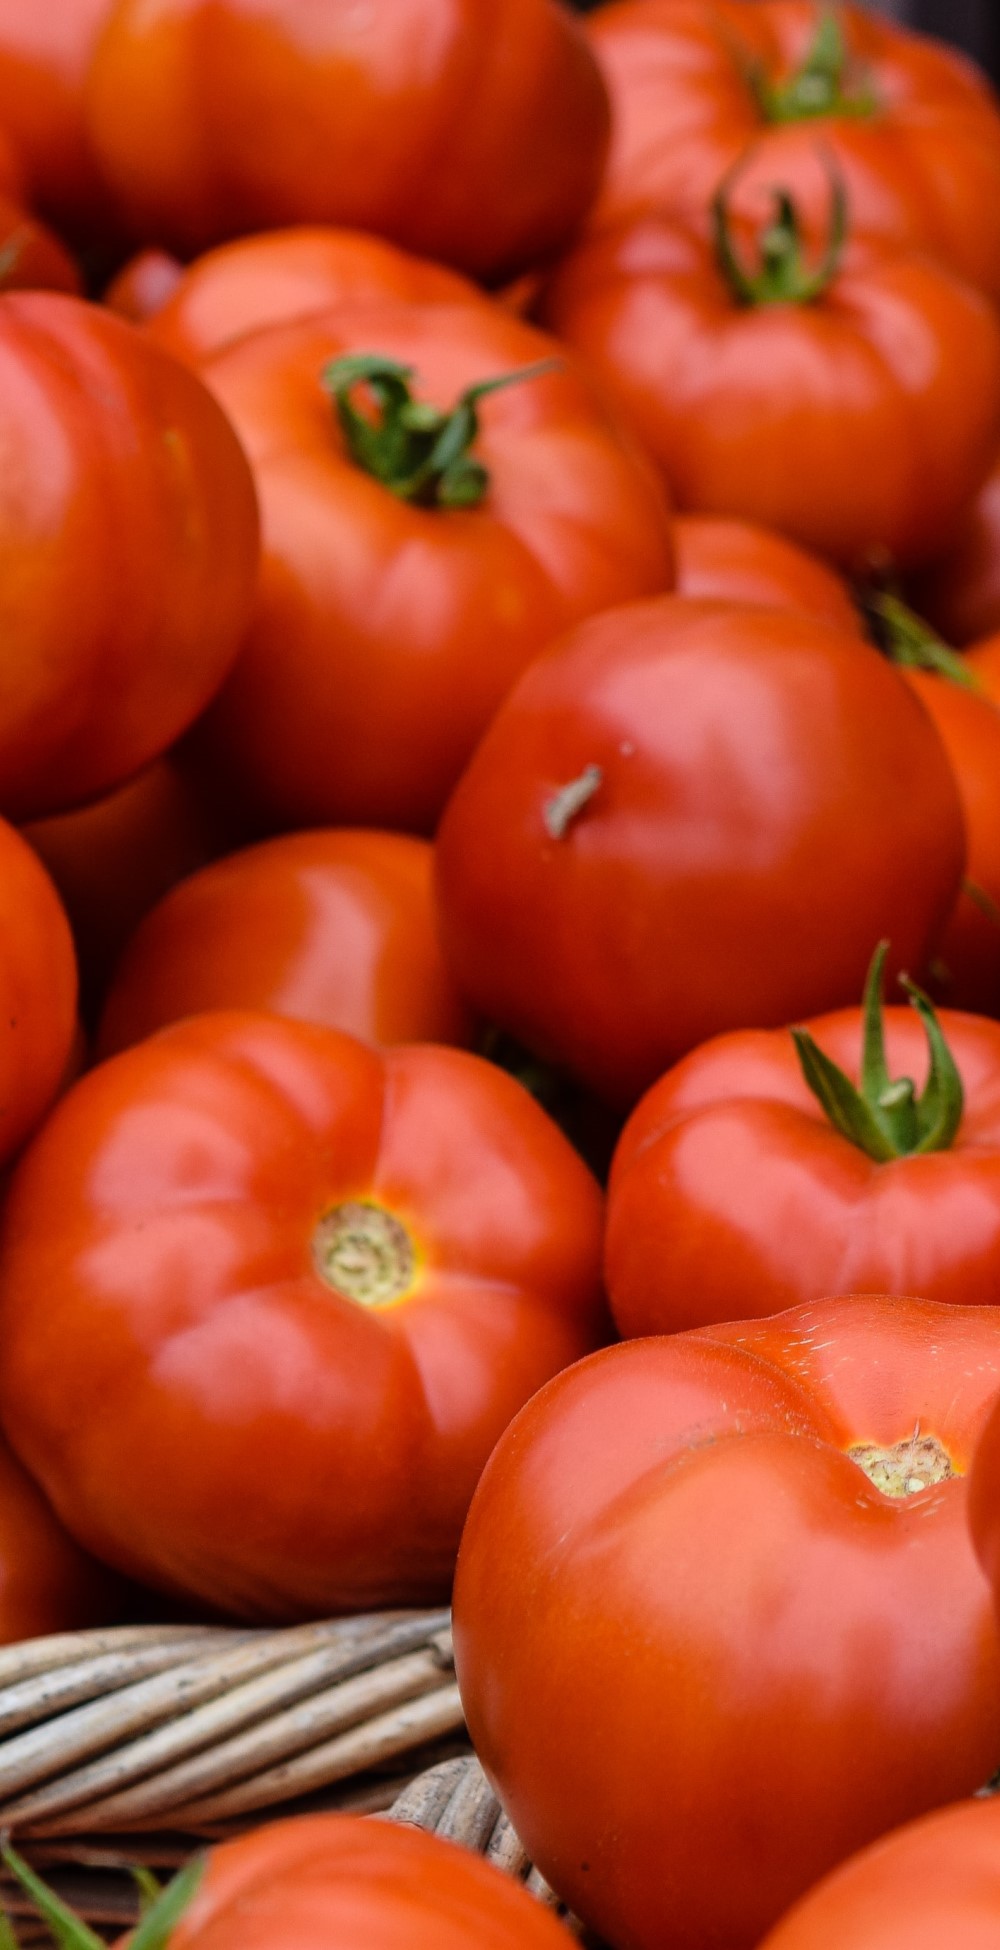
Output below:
[7,1,1000,1947]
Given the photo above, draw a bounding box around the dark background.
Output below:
[567,0,1000,83]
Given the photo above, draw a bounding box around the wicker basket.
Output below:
[0,1609,562,1944]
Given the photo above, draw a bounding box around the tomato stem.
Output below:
[712,163,846,307]
[863,590,986,693]
[753,10,877,124]
[791,940,964,1160]
[321,354,559,509]
[543,764,603,840]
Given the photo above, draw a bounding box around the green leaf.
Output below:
[0,1843,105,1950]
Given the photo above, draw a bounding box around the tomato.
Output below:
[0,1,115,236]
[114,1812,577,1950]
[605,947,1000,1333]
[0,1011,607,1618]
[103,247,183,324]
[85,0,610,282]
[453,1294,1000,1950]
[673,514,861,632]
[97,830,477,1059]
[757,1796,1000,1949]
[0,292,259,823]
[23,756,241,1018]
[0,195,80,294]
[912,460,1000,644]
[189,297,673,833]
[141,229,485,369]
[540,189,1000,571]
[0,1429,123,1643]
[0,816,77,1171]
[584,0,1000,301]
[435,598,965,1108]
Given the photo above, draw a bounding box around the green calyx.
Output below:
[321,353,557,510]
[791,941,964,1162]
[863,590,987,694]
[713,167,846,307]
[0,1839,204,1950]
[754,10,877,123]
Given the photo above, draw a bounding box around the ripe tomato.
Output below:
[0,816,77,1171]
[757,1796,1000,1949]
[103,247,183,324]
[0,195,80,293]
[0,292,259,822]
[141,229,485,369]
[673,514,861,632]
[911,459,1000,645]
[97,830,477,1058]
[541,193,1000,571]
[0,1012,607,1618]
[85,0,610,281]
[453,1294,1000,1950]
[606,948,1000,1333]
[190,298,673,833]
[108,1812,577,1950]
[0,1429,122,1642]
[585,0,1000,300]
[0,1,116,236]
[435,598,964,1107]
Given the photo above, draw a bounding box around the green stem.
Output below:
[0,1841,204,1950]
[863,590,987,694]
[713,163,846,307]
[322,354,558,510]
[754,9,878,123]
[791,940,964,1161]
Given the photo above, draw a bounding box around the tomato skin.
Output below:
[0,195,81,294]
[0,292,260,823]
[453,1295,1000,1950]
[435,598,965,1107]
[0,1429,123,1642]
[0,1,115,235]
[147,1811,576,1950]
[901,671,1000,1014]
[541,213,1000,572]
[606,1005,1000,1334]
[911,463,1000,644]
[673,514,861,633]
[191,299,673,834]
[142,228,485,369]
[103,247,183,324]
[97,830,477,1058]
[585,0,1000,301]
[0,1011,607,1618]
[0,816,77,1171]
[757,1796,1000,1950]
[85,0,610,282]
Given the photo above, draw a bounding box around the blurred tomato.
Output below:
[0,1,115,235]
[0,817,77,1170]
[0,1429,123,1642]
[912,460,1000,644]
[673,514,860,631]
[103,247,183,323]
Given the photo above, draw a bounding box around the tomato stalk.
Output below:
[713,168,846,306]
[864,589,985,693]
[0,1839,203,1950]
[322,354,558,509]
[753,10,877,124]
[791,940,964,1160]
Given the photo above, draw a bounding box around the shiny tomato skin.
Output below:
[85,0,610,282]
[192,299,674,834]
[540,214,1000,572]
[150,1811,577,1950]
[606,1005,1000,1334]
[0,816,77,1170]
[453,1295,1000,1950]
[757,1796,1000,1950]
[435,598,965,1107]
[673,514,862,633]
[0,292,260,822]
[0,1011,607,1618]
[97,829,477,1058]
[586,0,1000,301]
[902,670,1000,1014]
[143,228,485,369]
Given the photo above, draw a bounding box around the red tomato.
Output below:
[142,228,485,369]
[606,961,1000,1333]
[757,1795,1000,1950]
[85,0,610,281]
[0,1429,122,1642]
[103,247,183,324]
[899,670,1000,1014]
[453,1295,1000,1950]
[0,195,80,294]
[190,298,673,833]
[0,1,115,235]
[97,830,477,1058]
[673,514,861,632]
[123,1812,577,1950]
[0,292,259,822]
[0,1012,607,1618]
[435,598,965,1107]
[540,199,1000,571]
[0,816,77,1170]
[585,0,1000,300]
[911,461,1000,645]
